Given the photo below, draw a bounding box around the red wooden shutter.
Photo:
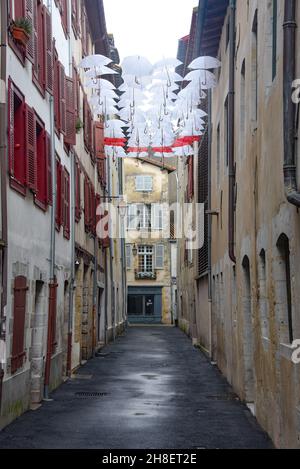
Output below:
[11,276,28,374]
[55,160,62,227]
[32,0,38,79]
[94,122,105,159]
[46,132,52,205]
[83,94,89,148]
[61,166,65,227]
[96,193,101,238]
[25,0,35,62]
[90,185,96,235]
[54,51,60,131]
[65,77,76,145]
[187,156,194,200]
[59,63,66,135]
[89,112,94,160]
[84,177,90,231]
[61,0,69,35]
[81,2,87,57]
[101,210,110,249]
[63,170,70,239]
[8,79,15,177]
[25,105,37,192]
[72,61,79,119]
[44,6,53,95]
[71,0,80,35]
[75,161,81,222]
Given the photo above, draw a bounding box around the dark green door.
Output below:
[128,287,162,324]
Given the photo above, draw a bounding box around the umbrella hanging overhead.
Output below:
[153,57,182,70]
[188,56,221,70]
[79,54,112,68]
[121,55,153,77]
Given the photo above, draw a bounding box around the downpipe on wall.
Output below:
[67,151,76,375]
[228,0,236,264]
[44,0,57,400]
[283,0,300,207]
[207,90,213,358]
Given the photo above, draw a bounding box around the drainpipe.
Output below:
[207,90,213,357]
[106,155,116,341]
[104,248,108,344]
[283,0,300,206]
[0,0,8,411]
[67,151,75,375]
[44,0,56,399]
[228,0,236,263]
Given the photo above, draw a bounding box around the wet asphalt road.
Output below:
[0,326,273,449]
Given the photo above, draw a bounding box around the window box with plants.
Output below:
[11,18,32,47]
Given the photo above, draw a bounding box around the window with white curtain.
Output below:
[127,204,151,230]
[152,204,163,230]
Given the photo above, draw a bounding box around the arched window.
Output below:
[242,256,254,402]
[258,250,269,339]
[276,234,293,343]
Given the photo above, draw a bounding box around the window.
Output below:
[9,0,35,63]
[94,122,106,187]
[83,94,94,158]
[251,10,258,121]
[11,276,28,374]
[32,1,46,93]
[224,96,229,167]
[75,159,81,222]
[276,234,293,343]
[272,0,277,81]
[65,76,76,145]
[135,176,153,192]
[240,60,246,159]
[138,246,154,273]
[155,245,164,269]
[35,116,51,210]
[258,250,269,339]
[71,0,80,37]
[152,204,163,230]
[54,57,67,136]
[127,204,152,230]
[56,158,62,229]
[63,168,70,239]
[84,176,96,235]
[55,0,69,36]
[187,156,194,200]
[126,245,132,269]
[8,79,26,194]
[216,124,220,186]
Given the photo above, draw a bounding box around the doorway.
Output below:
[128,287,162,324]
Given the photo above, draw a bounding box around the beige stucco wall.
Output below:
[208,0,300,448]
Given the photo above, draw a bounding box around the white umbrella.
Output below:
[79,54,112,68]
[152,70,183,82]
[84,76,116,89]
[188,56,221,70]
[121,55,153,77]
[153,58,182,70]
[184,69,217,89]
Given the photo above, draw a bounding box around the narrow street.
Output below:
[0,327,272,449]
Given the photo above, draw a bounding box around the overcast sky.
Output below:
[103,0,198,64]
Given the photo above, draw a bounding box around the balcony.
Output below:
[135,270,157,280]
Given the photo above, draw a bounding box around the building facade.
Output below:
[177,0,300,449]
[124,158,174,325]
[0,0,126,430]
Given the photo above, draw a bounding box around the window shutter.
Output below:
[65,77,76,145]
[89,112,95,161]
[59,63,66,135]
[72,61,79,119]
[63,170,70,239]
[11,276,28,374]
[155,245,164,269]
[126,245,132,269]
[44,6,53,95]
[187,156,194,200]
[25,105,37,192]
[60,166,65,228]
[101,210,110,248]
[61,0,69,35]
[83,94,88,148]
[96,193,101,238]
[54,52,60,131]
[90,185,96,235]
[94,122,105,159]
[75,160,81,222]
[84,177,90,231]
[8,79,15,177]
[25,0,35,62]
[55,160,62,227]
[32,0,38,79]
[46,132,52,205]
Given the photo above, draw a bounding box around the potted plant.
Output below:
[11,18,32,47]
[76,118,84,134]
